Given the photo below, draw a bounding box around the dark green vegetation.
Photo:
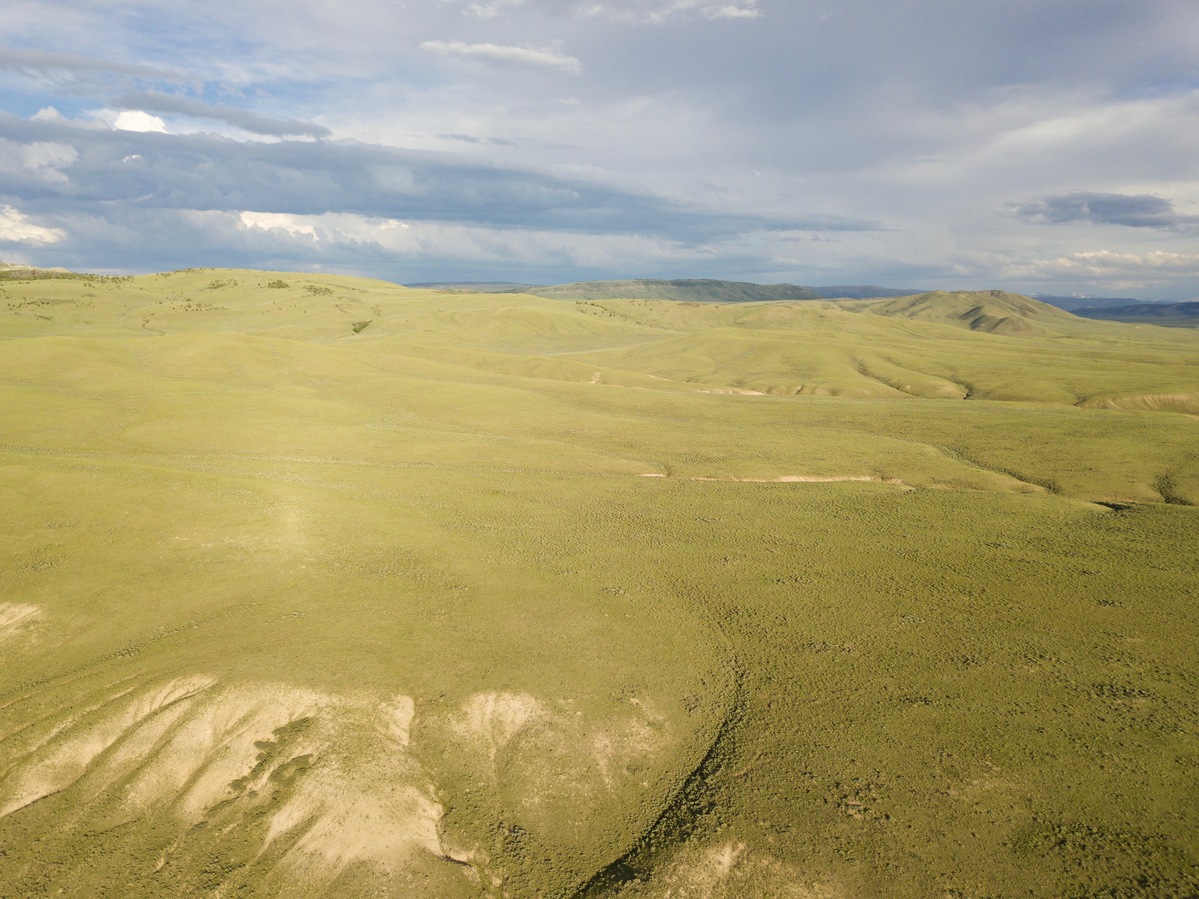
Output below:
[1,269,1197,897]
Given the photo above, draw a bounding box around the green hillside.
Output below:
[1,269,1197,898]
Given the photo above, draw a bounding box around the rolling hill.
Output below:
[848,289,1086,336]
[1,268,1197,898]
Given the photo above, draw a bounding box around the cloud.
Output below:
[1011,192,1199,231]
[111,110,167,133]
[188,208,806,281]
[0,47,196,89]
[420,41,582,74]
[240,211,319,240]
[2,0,1197,297]
[109,92,330,139]
[0,205,65,245]
[1015,249,1199,278]
[449,0,762,23]
[31,107,66,122]
[1,113,864,240]
[980,247,1198,298]
[0,104,880,283]
[693,3,762,20]
[434,133,519,146]
[0,138,77,184]
[458,0,524,17]
[0,202,791,283]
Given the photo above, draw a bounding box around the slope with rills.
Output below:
[0,673,461,895]
[0,653,733,897]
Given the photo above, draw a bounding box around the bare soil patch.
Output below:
[0,603,42,642]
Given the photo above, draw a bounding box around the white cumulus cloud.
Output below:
[240,211,320,241]
[110,110,168,133]
[0,206,66,245]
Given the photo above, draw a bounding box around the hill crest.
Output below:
[854,289,1082,336]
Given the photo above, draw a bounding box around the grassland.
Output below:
[521,279,822,303]
[0,269,1196,897]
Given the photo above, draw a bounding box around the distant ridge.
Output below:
[404,281,542,293]
[522,279,821,302]
[1073,301,1199,328]
[810,285,926,299]
[1034,294,1152,312]
[516,279,925,303]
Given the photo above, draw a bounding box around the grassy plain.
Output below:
[0,269,1197,897]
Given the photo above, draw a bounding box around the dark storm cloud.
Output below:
[0,113,873,239]
[1012,192,1199,231]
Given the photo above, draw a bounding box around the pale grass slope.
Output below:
[639,840,841,899]
[435,690,679,887]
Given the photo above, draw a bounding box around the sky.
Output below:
[1,0,1197,297]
